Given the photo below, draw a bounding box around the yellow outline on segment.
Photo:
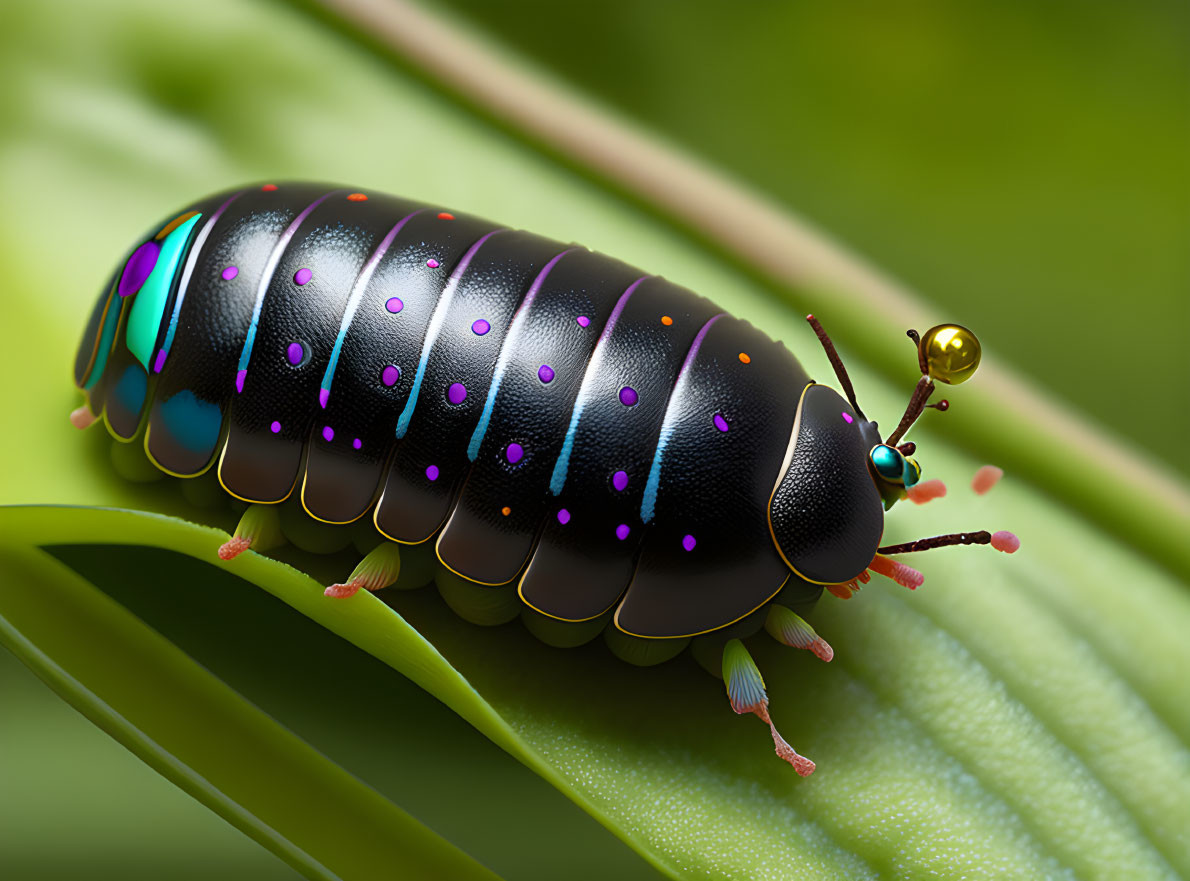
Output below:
[142,421,221,479]
[516,571,623,624]
[216,443,296,505]
[372,499,438,546]
[612,574,791,640]
[155,211,200,240]
[766,382,880,587]
[299,472,369,526]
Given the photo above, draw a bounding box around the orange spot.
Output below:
[739,352,751,364]
[661,315,673,326]
[501,506,511,516]
[261,184,278,191]
[438,212,455,220]
[155,210,199,240]
[347,193,368,201]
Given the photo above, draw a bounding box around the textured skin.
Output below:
[768,385,885,584]
[75,182,880,638]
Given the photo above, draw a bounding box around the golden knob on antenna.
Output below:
[920,324,981,384]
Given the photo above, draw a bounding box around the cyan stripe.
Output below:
[395,230,502,439]
[547,276,648,496]
[467,249,573,461]
[321,210,422,401]
[640,313,723,523]
[236,191,338,383]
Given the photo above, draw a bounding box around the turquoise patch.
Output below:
[83,291,122,391]
[113,364,147,414]
[126,214,202,371]
[159,390,223,454]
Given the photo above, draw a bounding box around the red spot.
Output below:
[347,193,368,201]
[261,184,278,191]
[218,536,251,560]
[991,531,1021,553]
[437,212,454,220]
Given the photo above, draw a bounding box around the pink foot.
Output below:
[218,536,251,561]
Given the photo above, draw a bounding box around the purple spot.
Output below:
[612,470,629,492]
[557,508,571,525]
[352,438,362,450]
[841,411,854,424]
[153,350,167,374]
[426,464,439,482]
[322,425,334,442]
[381,365,400,387]
[235,369,247,393]
[713,412,729,432]
[576,315,590,327]
[270,420,281,434]
[505,442,525,464]
[472,318,490,335]
[447,382,467,404]
[426,258,440,269]
[221,265,239,281]
[286,342,305,365]
[118,241,160,297]
[619,386,638,407]
[385,297,403,313]
[537,364,555,384]
[615,524,630,541]
[294,267,312,285]
[319,388,330,408]
[682,534,697,552]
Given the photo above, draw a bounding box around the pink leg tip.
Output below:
[907,478,946,505]
[218,536,251,561]
[991,530,1020,553]
[972,465,1004,495]
[69,406,99,430]
[324,581,363,599]
[810,638,834,663]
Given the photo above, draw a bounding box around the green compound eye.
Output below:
[903,457,922,488]
[870,444,905,483]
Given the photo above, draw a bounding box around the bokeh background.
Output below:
[1,0,1186,879]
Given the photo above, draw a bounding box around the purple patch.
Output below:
[319,388,329,408]
[841,411,854,424]
[221,265,238,281]
[472,318,490,335]
[447,382,467,404]
[322,425,334,442]
[612,470,629,492]
[576,316,590,327]
[294,267,312,285]
[118,241,160,297]
[619,386,638,407]
[615,524,630,541]
[381,365,400,387]
[538,364,555,384]
[506,442,524,465]
[385,297,403,313]
[426,464,440,482]
[426,258,440,268]
[682,534,697,552]
[557,508,571,525]
[352,438,362,450]
[153,350,167,374]
[270,420,281,434]
[235,369,247,393]
[713,412,729,432]
[286,342,304,365]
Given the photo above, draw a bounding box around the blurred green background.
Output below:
[1,0,1187,878]
[426,0,1190,476]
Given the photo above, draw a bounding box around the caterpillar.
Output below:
[72,182,1019,775]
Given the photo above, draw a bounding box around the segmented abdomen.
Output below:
[87,183,815,637]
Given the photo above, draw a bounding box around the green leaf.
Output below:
[1,0,1188,879]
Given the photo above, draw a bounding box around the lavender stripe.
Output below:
[394,229,505,438]
[319,210,422,406]
[548,275,650,495]
[466,248,574,460]
[235,190,339,388]
[154,190,244,372]
[640,313,724,522]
